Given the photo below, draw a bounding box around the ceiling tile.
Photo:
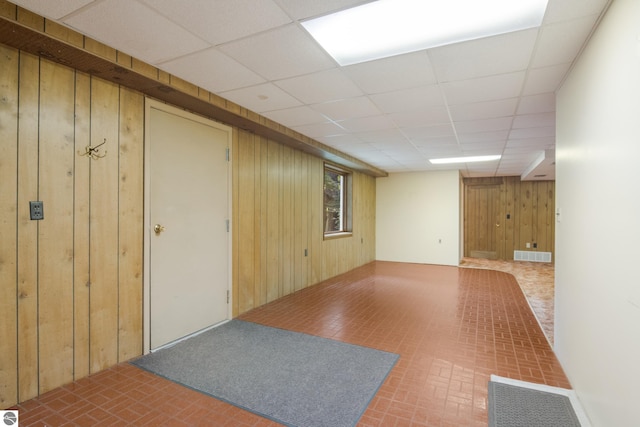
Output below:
[505,137,555,150]
[523,63,572,95]
[63,0,211,64]
[448,99,518,122]
[141,0,291,45]
[543,0,610,24]
[454,117,514,134]
[276,69,363,104]
[158,48,265,93]
[412,136,459,148]
[389,107,450,128]
[312,97,381,121]
[219,83,302,113]
[275,0,370,20]
[370,85,445,114]
[429,29,538,82]
[354,128,410,145]
[339,115,396,133]
[344,51,437,94]
[442,72,526,105]
[219,24,335,80]
[510,127,555,139]
[513,112,556,129]
[532,15,601,68]
[403,124,456,140]
[517,93,556,114]
[457,130,509,144]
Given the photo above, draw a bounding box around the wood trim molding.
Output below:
[0,10,387,178]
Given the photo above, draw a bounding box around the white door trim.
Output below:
[143,98,232,355]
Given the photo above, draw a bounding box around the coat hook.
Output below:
[80,138,107,160]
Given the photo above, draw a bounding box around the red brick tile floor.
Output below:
[11,261,569,426]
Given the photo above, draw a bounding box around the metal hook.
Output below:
[80,138,108,160]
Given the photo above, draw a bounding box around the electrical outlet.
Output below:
[526,242,530,248]
[30,201,44,220]
[533,242,537,248]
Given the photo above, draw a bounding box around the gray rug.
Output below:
[132,320,398,427]
[488,381,581,427]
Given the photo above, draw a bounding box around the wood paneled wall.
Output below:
[463,177,555,260]
[231,130,376,316]
[1,42,376,407]
[0,44,144,407]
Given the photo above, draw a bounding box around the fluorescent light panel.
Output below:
[430,155,501,164]
[302,0,548,65]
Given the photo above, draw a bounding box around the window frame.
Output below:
[323,163,353,239]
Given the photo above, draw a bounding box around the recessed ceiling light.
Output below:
[302,0,548,65]
[429,155,501,164]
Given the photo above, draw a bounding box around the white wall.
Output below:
[555,0,640,425]
[376,170,460,266]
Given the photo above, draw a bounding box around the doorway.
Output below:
[464,183,502,260]
[144,100,232,351]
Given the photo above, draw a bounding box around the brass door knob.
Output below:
[154,224,166,234]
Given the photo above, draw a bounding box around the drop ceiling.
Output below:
[9,0,611,179]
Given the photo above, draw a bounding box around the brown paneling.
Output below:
[0,50,145,405]
[464,177,555,260]
[230,129,376,316]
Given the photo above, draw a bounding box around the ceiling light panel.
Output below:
[302,0,549,65]
[430,155,502,164]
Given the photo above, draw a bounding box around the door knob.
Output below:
[496,223,500,227]
[154,224,166,234]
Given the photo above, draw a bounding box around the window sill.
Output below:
[323,232,353,241]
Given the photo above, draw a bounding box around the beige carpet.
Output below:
[460,257,555,345]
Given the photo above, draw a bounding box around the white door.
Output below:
[146,101,231,350]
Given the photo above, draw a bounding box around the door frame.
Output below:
[142,98,233,354]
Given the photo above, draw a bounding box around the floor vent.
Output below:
[514,250,552,263]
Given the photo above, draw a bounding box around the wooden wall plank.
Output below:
[73,72,91,380]
[37,59,75,394]
[293,150,305,291]
[253,134,263,308]
[259,136,269,306]
[88,78,120,373]
[281,145,293,296]
[16,51,39,402]
[266,139,281,303]
[300,154,310,290]
[117,88,144,362]
[0,43,19,408]
[309,158,323,284]
[237,130,256,314]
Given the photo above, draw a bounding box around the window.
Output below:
[323,165,352,236]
